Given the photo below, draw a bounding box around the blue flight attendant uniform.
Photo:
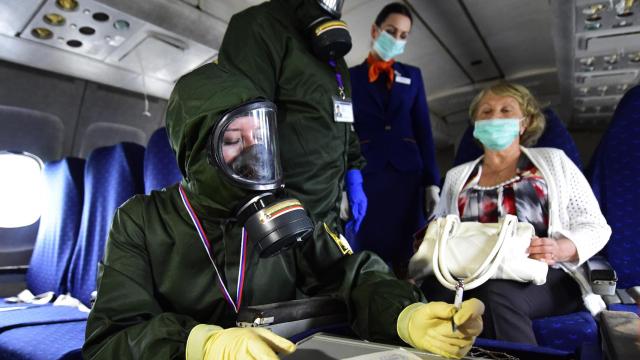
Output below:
[349,60,440,268]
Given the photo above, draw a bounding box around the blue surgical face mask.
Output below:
[372,30,406,61]
[473,118,522,151]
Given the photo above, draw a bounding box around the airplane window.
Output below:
[0,151,44,228]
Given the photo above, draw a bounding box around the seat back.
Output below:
[25,158,85,296]
[586,85,640,289]
[453,109,583,169]
[66,143,144,306]
[143,127,181,194]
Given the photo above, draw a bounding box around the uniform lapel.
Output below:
[357,61,385,111]
[385,63,405,124]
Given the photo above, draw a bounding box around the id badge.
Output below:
[394,70,412,85]
[332,97,354,123]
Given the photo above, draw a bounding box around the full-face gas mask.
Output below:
[208,100,314,257]
[307,0,352,61]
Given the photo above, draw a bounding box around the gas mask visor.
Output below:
[211,100,281,191]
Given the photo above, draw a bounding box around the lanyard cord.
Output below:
[178,185,247,313]
[328,59,346,100]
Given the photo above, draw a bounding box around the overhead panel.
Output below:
[576,1,640,54]
[97,0,227,47]
[0,0,223,99]
[464,0,556,78]
[576,69,639,86]
[105,28,216,83]
[407,0,500,82]
[583,31,640,52]
[573,0,640,124]
[22,0,145,61]
[114,36,186,82]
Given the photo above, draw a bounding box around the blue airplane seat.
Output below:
[453,108,583,169]
[26,158,85,296]
[0,143,145,360]
[144,127,182,194]
[586,85,640,314]
[0,321,84,360]
[66,142,145,307]
[0,158,84,308]
[531,312,598,352]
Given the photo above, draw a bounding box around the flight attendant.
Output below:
[349,2,440,277]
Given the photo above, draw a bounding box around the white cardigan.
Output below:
[433,147,612,314]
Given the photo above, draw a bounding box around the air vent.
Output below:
[21,0,143,61]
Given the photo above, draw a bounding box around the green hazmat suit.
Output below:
[217,0,365,226]
[82,64,423,359]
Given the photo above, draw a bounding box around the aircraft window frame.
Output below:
[0,151,45,229]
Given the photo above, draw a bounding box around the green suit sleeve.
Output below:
[341,64,366,171]
[295,223,424,344]
[83,197,199,359]
[346,123,365,171]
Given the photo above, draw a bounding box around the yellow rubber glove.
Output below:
[186,324,296,360]
[397,299,484,359]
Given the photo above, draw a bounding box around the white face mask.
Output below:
[372,30,406,61]
[472,118,523,151]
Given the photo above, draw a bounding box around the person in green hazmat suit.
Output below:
[217,0,369,233]
[82,64,484,360]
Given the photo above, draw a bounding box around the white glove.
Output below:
[339,191,350,221]
[424,185,440,217]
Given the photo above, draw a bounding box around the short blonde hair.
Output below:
[468,82,546,147]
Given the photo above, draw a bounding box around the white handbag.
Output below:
[408,214,548,292]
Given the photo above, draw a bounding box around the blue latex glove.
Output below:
[345,169,367,232]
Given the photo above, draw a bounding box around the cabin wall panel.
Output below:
[72,83,166,157]
[0,60,168,160]
[0,60,84,159]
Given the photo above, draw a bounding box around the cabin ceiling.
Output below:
[0,0,639,142]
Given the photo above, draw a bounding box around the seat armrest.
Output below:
[585,256,617,296]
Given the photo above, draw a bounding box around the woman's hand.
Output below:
[528,236,578,265]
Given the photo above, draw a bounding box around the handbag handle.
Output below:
[432,215,518,291]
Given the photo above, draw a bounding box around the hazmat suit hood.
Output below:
[166,63,266,217]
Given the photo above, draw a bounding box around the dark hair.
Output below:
[375,2,413,27]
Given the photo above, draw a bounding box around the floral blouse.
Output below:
[458,155,549,236]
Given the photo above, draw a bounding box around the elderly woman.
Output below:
[418,82,611,345]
